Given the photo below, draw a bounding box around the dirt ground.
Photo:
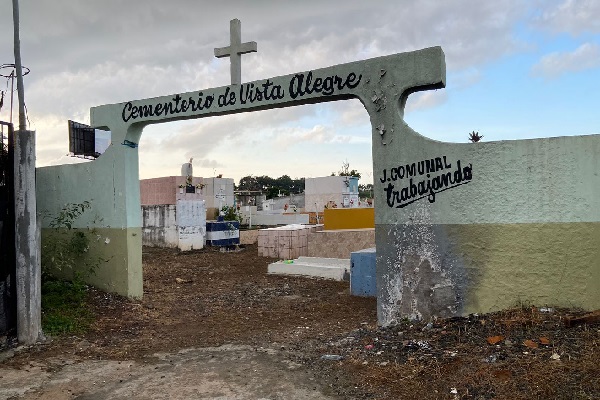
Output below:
[1,244,599,399]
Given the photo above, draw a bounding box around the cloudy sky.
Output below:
[0,0,598,184]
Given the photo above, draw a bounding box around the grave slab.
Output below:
[268,257,350,281]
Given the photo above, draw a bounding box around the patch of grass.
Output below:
[41,277,94,336]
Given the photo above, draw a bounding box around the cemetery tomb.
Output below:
[206,220,240,247]
[142,200,206,251]
[257,224,320,259]
[305,176,360,213]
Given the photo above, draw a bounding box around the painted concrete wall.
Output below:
[375,132,600,324]
[323,208,374,230]
[141,176,207,206]
[176,200,206,250]
[242,212,309,226]
[305,176,359,212]
[142,201,206,250]
[261,194,305,211]
[204,178,235,210]
[37,142,143,298]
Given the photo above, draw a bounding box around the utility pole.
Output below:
[12,0,26,131]
[12,0,41,345]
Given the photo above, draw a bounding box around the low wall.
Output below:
[324,208,375,230]
[308,229,375,259]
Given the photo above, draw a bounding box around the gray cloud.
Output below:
[0,0,582,181]
[531,42,600,78]
[533,0,600,35]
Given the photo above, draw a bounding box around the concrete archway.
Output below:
[37,47,445,309]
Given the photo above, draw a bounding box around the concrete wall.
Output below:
[261,194,305,211]
[142,200,206,251]
[175,200,206,251]
[305,176,359,212]
[142,204,178,247]
[308,229,375,259]
[204,177,235,210]
[141,176,179,206]
[375,133,600,324]
[141,176,210,206]
[240,229,259,245]
[324,208,375,230]
[242,212,310,226]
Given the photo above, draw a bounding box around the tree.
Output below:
[337,160,361,178]
[237,175,305,199]
[237,175,261,191]
[358,183,373,199]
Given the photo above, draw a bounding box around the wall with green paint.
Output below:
[374,122,600,325]
[37,140,143,298]
[40,227,142,298]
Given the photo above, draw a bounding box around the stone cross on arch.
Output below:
[214,18,257,85]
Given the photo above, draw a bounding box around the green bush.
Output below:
[221,205,242,223]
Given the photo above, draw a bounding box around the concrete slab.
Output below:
[268,257,350,281]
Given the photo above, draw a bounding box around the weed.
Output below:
[221,205,242,223]
[40,201,106,335]
[41,276,93,335]
[41,201,106,279]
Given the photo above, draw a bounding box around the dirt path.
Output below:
[1,344,340,399]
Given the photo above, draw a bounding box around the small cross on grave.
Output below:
[214,19,257,85]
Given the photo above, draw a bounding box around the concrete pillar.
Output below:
[14,130,41,344]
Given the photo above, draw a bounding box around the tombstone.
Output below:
[176,199,206,251]
[35,20,600,327]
